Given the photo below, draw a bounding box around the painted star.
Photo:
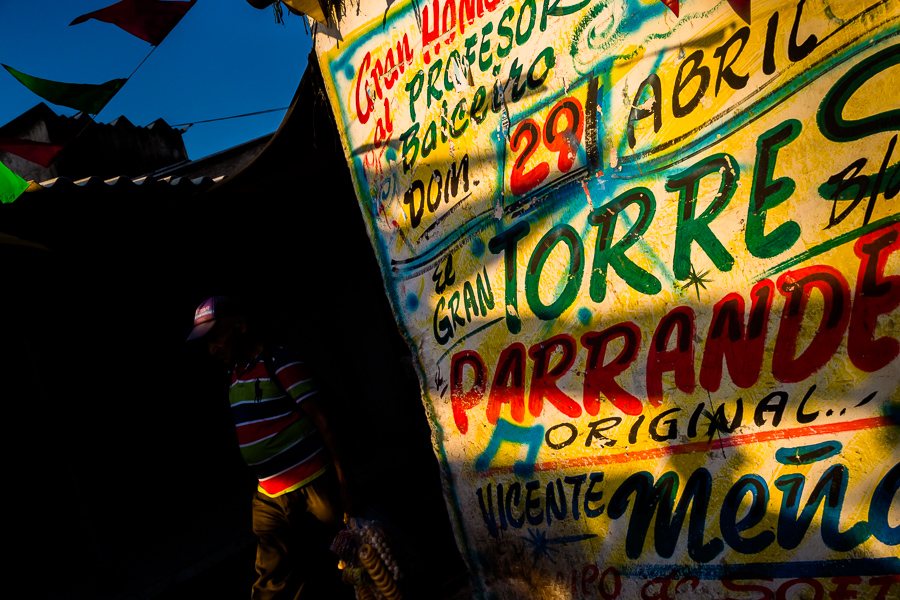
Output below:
[522,528,598,565]
[681,265,713,300]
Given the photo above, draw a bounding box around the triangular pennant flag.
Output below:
[727,0,751,24]
[660,0,679,17]
[70,0,197,46]
[0,160,29,204]
[2,64,126,115]
[0,138,64,168]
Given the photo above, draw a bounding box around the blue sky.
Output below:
[0,0,312,161]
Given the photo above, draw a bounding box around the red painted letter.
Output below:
[647,306,696,405]
[849,225,900,372]
[581,322,643,416]
[528,334,580,418]
[450,350,486,434]
[700,280,774,392]
[773,266,850,383]
[487,343,526,423]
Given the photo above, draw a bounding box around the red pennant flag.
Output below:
[3,64,126,115]
[727,0,751,24]
[70,0,197,46]
[660,0,679,17]
[0,138,64,168]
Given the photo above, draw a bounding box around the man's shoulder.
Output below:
[265,344,305,369]
[263,345,320,401]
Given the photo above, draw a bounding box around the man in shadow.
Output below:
[187,296,355,600]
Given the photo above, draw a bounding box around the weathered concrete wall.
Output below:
[314,0,900,597]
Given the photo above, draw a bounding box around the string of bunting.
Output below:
[0,0,197,203]
[1,0,752,205]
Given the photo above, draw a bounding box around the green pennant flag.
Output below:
[0,160,28,204]
[2,64,126,115]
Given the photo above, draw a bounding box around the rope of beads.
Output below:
[359,543,402,600]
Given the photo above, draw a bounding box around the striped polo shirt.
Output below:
[229,347,329,497]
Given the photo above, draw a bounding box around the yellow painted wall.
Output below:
[315,0,900,597]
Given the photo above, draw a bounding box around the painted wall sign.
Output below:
[314,0,900,597]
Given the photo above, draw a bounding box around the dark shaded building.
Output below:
[1,56,467,600]
[0,102,188,183]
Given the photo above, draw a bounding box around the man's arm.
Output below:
[266,349,359,517]
[302,395,359,518]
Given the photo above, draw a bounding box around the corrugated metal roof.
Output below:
[25,173,224,192]
[1,103,190,183]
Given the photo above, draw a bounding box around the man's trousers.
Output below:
[250,470,349,600]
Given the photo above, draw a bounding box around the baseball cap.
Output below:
[186,296,240,342]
